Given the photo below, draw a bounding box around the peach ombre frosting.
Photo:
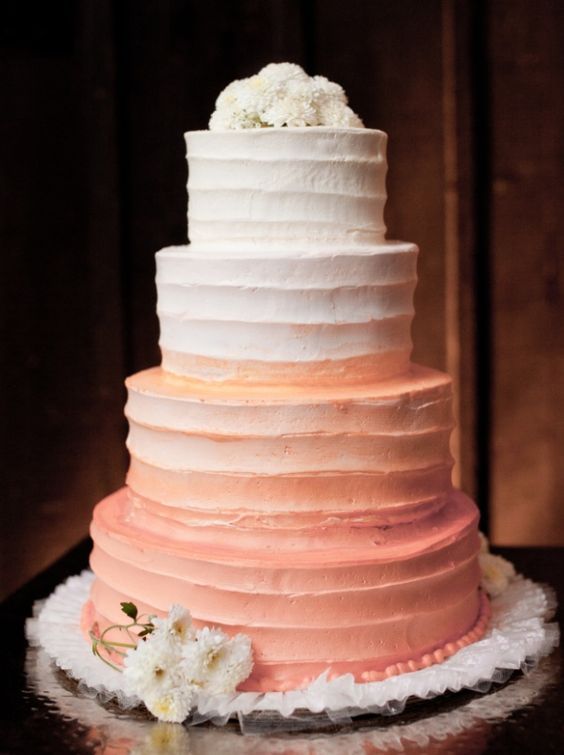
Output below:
[83,111,488,691]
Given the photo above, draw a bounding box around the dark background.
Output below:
[2,0,563,599]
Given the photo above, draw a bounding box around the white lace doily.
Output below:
[26,570,559,723]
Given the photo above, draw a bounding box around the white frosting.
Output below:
[156,243,418,285]
[186,129,387,248]
[158,281,415,324]
[156,242,416,379]
[159,316,411,363]
[151,129,418,382]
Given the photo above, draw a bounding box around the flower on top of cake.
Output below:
[209,62,364,130]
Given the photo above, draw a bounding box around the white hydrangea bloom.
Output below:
[311,74,345,100]
[259,62,309,84]
[181,626,253,695]
[317,100,364,129]
[478,531,516,597]
[151,604,194,644]
[209,62,363,130]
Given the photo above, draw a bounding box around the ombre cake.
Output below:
[83,71,488,693]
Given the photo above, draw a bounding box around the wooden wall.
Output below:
[2,0,563,597]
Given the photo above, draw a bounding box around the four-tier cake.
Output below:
[82,67,489,693]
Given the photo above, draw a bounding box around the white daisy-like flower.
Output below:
[209,62,363,130]
[181,626,253,695]
[478,531,516,597]
[122,631,181,698]
[143,686,196,724]
[152,604,194,644]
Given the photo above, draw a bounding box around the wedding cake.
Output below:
[83,64,489,694]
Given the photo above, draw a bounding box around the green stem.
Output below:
[93,646,122,673]
[98,639,137,649]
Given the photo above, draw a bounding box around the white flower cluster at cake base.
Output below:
[209,62,364,130]
[478,532,516,597]
[121,605,253,723]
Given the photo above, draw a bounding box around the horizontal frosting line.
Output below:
[125,414,453,439]
[125,388,452,409]
[155,244,419,286]
[92,488,476,566]
[89,575,480,639]
[90,550,479,627]
[158,313,411,326]
[155,280,417,293]
[125,491,447,528]
[156,283,415,326]
[187,154,385,164]
[125,413,454,439]
[188,215,384,227]
[157,240,418,260]
[159,316,412,364]
[91,537,477,598]
[126,425,453,475]
[127,456,454,479]
[188,186,384,201]
[126,364,451,402]
[126,459,454,513]
[156,311,414,326]
[90,510,478,604]
[119,494,459,554]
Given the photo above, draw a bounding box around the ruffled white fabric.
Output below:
[26,570,559,723]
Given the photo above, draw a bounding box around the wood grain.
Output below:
[115,0,307,374]
[0,2,127,598]
[488,0,564,544]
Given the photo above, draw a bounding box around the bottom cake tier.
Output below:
[83,487,488,692]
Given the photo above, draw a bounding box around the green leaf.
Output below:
[120,601,138,621]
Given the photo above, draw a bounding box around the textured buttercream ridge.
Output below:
[156,240,417,258]
[91,489,477,565]
[188,155,385,164]
[90,561,480,628]
[125,459,455,480]
[186,126,387,148]
[124,364,450,402]
[123,413,455,439]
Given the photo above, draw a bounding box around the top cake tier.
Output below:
[186,128,387,251]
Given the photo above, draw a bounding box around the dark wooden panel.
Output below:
[313,0,448,369]
[0,1,126,598]
[116,0,307,373]
[488,0,564,544]
[441,0,481,503]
